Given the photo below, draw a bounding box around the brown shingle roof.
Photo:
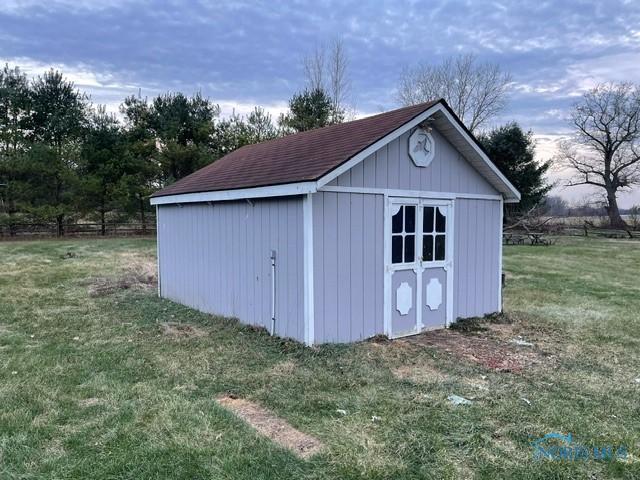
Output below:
[152,100,440,197]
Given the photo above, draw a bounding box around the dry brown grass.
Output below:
[159,322,207,338]
[392,363,446,384]
[85,255,157,297]
[78,397,103,408]
[217,395,323,459]
[403,329,548,373]
[268,360,297,377]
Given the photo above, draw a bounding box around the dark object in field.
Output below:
[450,312,513,333]
[502,233,526,245]
[61,251,77,259]
[369,334,391,344]
[583,221,636,239]
[527,232,556,246]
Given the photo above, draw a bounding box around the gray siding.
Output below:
[329,128,498,195]
[313,128,503,343]
[312,191,384,343]
[157,124,504,345]
[453,198,502,320]
[157,198,305,342]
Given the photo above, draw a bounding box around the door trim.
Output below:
[384,196,454,338]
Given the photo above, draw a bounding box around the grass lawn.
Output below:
[0,236,639,479]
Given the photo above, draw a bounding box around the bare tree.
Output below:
[303,45,325,93]
[556,83,640,228]
[397,53,511,133]
[326,39,350,122]
[302,38,351,122]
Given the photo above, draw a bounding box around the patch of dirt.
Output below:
[393,363,446,384]
[85,257,157,297]
[44,438,66,459]
[269,360,297,377]
[403,329,548,373]
[159,322,207,338]
[217,395,322,459]
[78,397,103,408]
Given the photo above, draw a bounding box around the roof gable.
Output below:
[328,126,499,196]
[151,100,520,203]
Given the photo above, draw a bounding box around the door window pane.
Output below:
[405,205,416,233]
[435,234,446,261]
[404,234,415,262]
[423,207,434,233]
[423,235,434,262]
[392,235,403,263]
[435,207,446,232]
[392,206,403,233]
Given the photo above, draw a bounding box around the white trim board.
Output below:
[383,194,391,336]
[446,199,455,328]
[302,193,315,346]
[320,185,503,201]
[497,197,504,312]
[155,204,161,298]
[150,182,317,205]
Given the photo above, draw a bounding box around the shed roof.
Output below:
[152,99,520,202]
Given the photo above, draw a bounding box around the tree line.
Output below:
[0,50,545,238]
[0,62,349,236]
[3,46,636,235]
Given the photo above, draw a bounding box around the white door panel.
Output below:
[386,198,453,338]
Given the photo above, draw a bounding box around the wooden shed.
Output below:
[150,99,520,345]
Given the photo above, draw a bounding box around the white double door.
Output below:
[385,197,454,338]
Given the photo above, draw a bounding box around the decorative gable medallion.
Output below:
[409,128,435,167]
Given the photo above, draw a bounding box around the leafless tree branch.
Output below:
[396,53,511,133]
[554,83,640,228]
[302,38,352,121]
[303,45,325,93]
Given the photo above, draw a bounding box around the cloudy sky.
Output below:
[2,0,640,206]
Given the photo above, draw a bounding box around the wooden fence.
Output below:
[504,221,639,241]
[0,222,156,239]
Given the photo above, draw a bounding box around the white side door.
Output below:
[385,197,454,338]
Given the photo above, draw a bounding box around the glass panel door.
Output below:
[388,201,419,337]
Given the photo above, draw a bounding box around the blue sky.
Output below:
[2,0,640,205]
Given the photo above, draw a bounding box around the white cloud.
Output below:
[564,51,640,91]
[513,49,640,103]
[1,56,147,113]
[1,56,290,120]
[217,100,289,120]
[2,0,142,15]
